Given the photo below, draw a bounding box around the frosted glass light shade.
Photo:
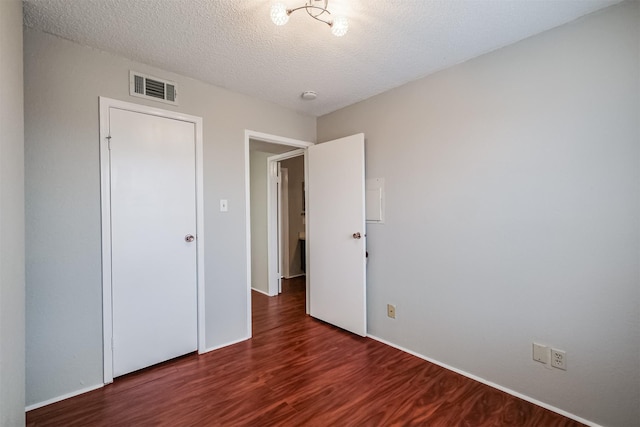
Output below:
[271,2,290,26]
[331,15,348,37]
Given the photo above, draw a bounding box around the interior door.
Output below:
[280,167,290,281]
[308,133,366,336]
[109,107,198,377]
[276,162,283,294]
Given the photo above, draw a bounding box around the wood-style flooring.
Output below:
[27,277,584,426]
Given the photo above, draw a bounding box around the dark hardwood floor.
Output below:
[27,277,583,426]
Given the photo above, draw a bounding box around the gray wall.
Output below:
[249,150,270,294]
[281,156,305,276]
[24,28,315,406]
[318,3,639,426]
[0,1,25,425]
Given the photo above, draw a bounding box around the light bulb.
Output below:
[330,15,348,37]
[270,2,290,26]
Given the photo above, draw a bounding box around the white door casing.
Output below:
[308,134,367,336]
[100,97,205,383]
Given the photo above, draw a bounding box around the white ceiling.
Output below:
[23,0,621,117]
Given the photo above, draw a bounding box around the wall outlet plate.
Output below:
[387,304,396,319]
[551,348,567,370]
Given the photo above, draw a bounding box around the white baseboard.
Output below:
[284,274,305,279]
[251,287,270,296]
[200,335,251,355]
[25,383,104,412]
[367,334,601,427]
[27,336,252,412]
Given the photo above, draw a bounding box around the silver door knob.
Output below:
[352,232,361,239]
[185,234,195,242]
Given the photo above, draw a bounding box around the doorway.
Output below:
[267,150,306,297]
[245,131,313,326]
[99,97,205,384]
[279,156,306,282]
[248,140,307,298]
[245,130,367,338]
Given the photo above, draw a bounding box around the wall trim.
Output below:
[284,274,306,279]
[25,384,103,412]
[26,335,250,411]
[200,336,251,355]
[367,334,601,427]
[251,287,270,296]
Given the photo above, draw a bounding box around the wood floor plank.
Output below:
[27,277,584,426]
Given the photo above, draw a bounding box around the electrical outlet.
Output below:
[551,348,567,370]
[532,343,549,364]
[387,304,396,319]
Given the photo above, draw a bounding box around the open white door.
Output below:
[308,133,366,336]
[276,162,283,294]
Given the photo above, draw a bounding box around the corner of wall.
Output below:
[0,0,26,425]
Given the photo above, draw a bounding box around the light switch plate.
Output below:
[220,199,228,212]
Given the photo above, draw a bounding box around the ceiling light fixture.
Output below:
[270,0,349,37]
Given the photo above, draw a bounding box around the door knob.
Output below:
[352,232,361,239]
[185,234,195,242]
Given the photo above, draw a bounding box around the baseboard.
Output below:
[251,287,270,296]
[200,335,251,354]
[366,334,601,427]
[284,274,305,279]
[25,383,104,412]
[27,336,252,412]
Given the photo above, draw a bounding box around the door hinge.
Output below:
[106,135,112,150]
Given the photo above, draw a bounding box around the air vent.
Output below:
[129,71,178,105]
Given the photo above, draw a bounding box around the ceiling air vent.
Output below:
[129,71,178,105]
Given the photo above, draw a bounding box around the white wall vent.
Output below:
[129,71,178,105]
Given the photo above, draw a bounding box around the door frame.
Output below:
[99,97,206,384]
[267,150,305,296]
[244,130,313,334]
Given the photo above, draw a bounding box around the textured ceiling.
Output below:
[23,0,621,117]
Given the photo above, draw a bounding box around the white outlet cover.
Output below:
[533,343,549,364]
[551,348,567,370]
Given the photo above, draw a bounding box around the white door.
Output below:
[308,134,366,336]
[280,167,290,281]
[276,162,283,294]
[109,108,198,377]
[268,159,283,296]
